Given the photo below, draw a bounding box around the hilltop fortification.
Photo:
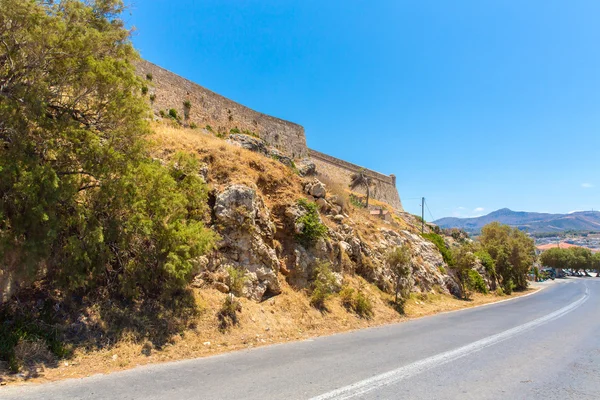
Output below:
[137,60,403,211]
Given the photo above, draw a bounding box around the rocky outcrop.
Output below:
[296,159,316,176]
[227,134,268,156]
[204,180,462,302]
[210,184,281,301]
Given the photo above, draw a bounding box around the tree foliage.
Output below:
[386,245,412,305]
[0,0,216,300]
[451,245,477,299]
[478,222,536,292]
[540,246,599,276]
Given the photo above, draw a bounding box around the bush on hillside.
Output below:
[0,0,217,369]
[467,270,488,294]
[339,285,374,318]
[422,233,454,266]
[310,261,339,310]
[295,199,328,246]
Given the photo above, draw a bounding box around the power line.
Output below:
[424,199,435,221]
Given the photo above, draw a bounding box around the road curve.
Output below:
[2,279,599,400]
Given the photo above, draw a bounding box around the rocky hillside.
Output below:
[151,124,468,302]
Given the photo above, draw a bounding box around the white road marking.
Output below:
[311,285,590,400]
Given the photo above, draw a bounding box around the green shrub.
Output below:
[183,100,192,109]
[467,270,488,294]
[226,266,247,297]
[141,85,148,95]
[339,286,355,308]
[230,127,240,134]
[353,290,373,318]
[310,261,339,310]
[189,122,198,129]
[205,125,214,132]
[422,233,454,266]
[217,295,241,331]
[159,109,166,117]
[149,94,156,102]
[146,73,153,81]
[503,279,515,295]
[168,108,178,119]
[339,285,373,318]
[475,250,496,277]
[0,303,69,373]
[439,266,446,274]
[495,287,505,296]
[295,199,328,246]
[349,194,365,208]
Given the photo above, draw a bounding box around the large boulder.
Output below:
[296,159,316,176]
[227,134,268,156]
[304,179,326,199]
[212,184,281,300]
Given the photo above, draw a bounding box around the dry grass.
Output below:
[0,123,539,385]
[148,123,303,209]
[1,279,537,385]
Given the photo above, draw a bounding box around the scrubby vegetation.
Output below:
[339,286,373,318]
[0,0,216,371]
[217,295,242,332]
[386,245,412,311]
[226,266,248,297]
[309,261,339,310]
[295,199,328,246]
[422,232,455,266]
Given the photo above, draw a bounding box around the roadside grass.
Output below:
[0,278,536,385]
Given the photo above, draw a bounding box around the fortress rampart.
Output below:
[308,149,403,210]
[137,60,403,210]
[136,60,307,159]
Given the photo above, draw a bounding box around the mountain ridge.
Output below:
[434,209,600,234]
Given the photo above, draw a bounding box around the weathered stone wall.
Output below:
[137,59,403,210]
[136,60,308,159]
[309,149,403,211]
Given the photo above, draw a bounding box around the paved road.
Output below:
[2,278,599,400]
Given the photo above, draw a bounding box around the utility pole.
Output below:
[421,197,425,234]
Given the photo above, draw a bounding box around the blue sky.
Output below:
[127,0,600,220]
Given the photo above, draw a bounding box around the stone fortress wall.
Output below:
[309,149,403,211]
[137,60,307,159]
[137,60,403,210]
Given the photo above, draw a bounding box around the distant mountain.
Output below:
[434,208,600,234]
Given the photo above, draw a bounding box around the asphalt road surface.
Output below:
[2,278,598,400]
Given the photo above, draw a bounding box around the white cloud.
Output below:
[451,207,486,218]
[581,183,594,188]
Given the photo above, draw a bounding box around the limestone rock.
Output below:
[212,184,281,301]
[227,134,268,155]
[269,148,295,168]
[304,179,326,199]
[297,159,316,176]
[214,282,230,293]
